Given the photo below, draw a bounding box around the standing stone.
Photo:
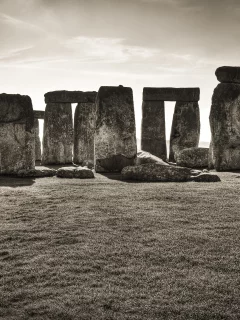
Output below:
[141,101,167,161]
[95,85,137,172]
[209,83,240,171]
[42,103,73,164]
[0,94,35,174]
[34,118,41,161]
[169,101,200,162]
[73,101,96,168]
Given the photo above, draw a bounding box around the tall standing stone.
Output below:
[95,85,137,172]
[73,97,96,168]
[141,100,167,161]
[0,94,35,174]
[169,101,200,162]
[209,82,240,171]
[34,118,41,161]
[42,103,73,164]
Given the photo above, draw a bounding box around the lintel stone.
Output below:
[34,110,45,119]
[143,87,200,102]
[44,90,97,103]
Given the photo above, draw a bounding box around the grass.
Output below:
[0,172,240,319]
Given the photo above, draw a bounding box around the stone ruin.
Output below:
[95,85,137,172]
[0,94,35,174]
[42,90,96,165]
[209,66,240,171]
[141,87,200,162]
[33,110,44,161]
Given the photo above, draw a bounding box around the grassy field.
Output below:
[0,171,240,319]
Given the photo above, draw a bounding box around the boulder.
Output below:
[141,100,167,160]
[45,91,97,104]
[209,83,240,171]
[56,166,94,178]
[143,87,200,102]
[0,94,35,174]
[34,119,41,161]
[73,101,96,168]
[17,167,56,178]
[121,163,192,182]
[136,150,168,165]
[42,103,73,165]
[169,101,200,162]
[95,85,137,172]
[33,110,45,119]
[190,173,221,182]
[215,66,240,84]
[176,147,209,168]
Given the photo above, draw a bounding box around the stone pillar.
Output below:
[95,85,137,172]
[0,94,35,174]
[141,100,167,161]
[73,101,96,168]
[42,103,73,164]
[169,101,200,162]
[34,118,41,161]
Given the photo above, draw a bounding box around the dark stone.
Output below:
[73,102,96,168]
[42,103,73,165]
[215,66,240,84]
[95,86,137,172]
[169,101,200,162]
[56,166,94,178]
[136,150,168,165]
[0,94,34,174]
[17,167,56,178]
[44,91,97,103]
[143,87,200,102]
[141,100,167,160]
[191,173,221,182]
[121,163,192,182]
[34,119,41,161]
[33,110,45,119]
[176,147,209,168]
[209,83,240,171]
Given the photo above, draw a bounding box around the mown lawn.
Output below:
[0,172,240,319]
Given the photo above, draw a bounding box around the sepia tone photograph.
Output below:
[0,0,240,319]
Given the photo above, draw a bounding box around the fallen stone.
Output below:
[215,66,240,84]
[17,167,56,178]
[209,83,240,171]
[141,100,167,160]
[33,110,45,119]
[56,166,94,178]
[190,169,202,176]
[143,87,200,102]
[190,173,221,182]
[95,85,137,172]
[136,150,169,166]
[0,93,35,174]
[73,101,96,168]
[175,147,209,168]
[121,163,192,182]
[34,119,41,161]
[42,102,73,165]
[169,101,200,162]
[45,91,97,103]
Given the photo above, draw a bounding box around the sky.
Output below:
[0,0,240,143]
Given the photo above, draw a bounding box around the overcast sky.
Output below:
[0,0,240,142]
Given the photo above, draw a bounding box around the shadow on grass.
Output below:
[0,177,35,187]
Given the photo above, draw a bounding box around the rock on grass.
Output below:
[56,166,94,179]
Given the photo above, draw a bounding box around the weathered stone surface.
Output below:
[141,101,167,160]
[45,91,97,104]
[169,101,200,162]
[34,119,41,161]
[34,110,45,119]
[190,173,221,182]
[143,87,200,102]
[17,167,56,178]
[136,150,168,166]
[42,103,73,165]
[215,66,240,84]
[73,102,96,168]
[95,86,137,172]
[121,163,192,182]
[209,83,240,171]
[176,147,209,168]
[56,166,94,178]
[0,94,35,174]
